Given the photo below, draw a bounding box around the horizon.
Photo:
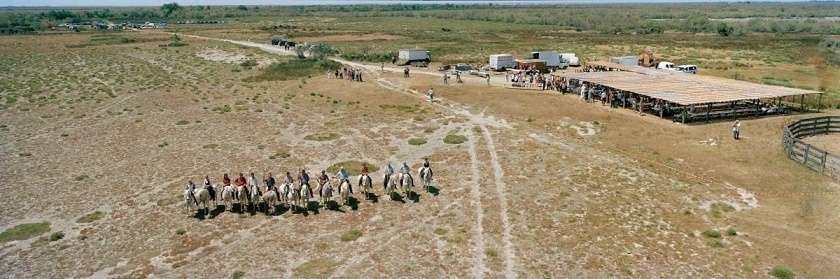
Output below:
[0,0,825,8]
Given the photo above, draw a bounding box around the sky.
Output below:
[0,0,814,8]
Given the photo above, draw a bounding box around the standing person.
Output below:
[443,73,449,85]
[381,62,385,72]
[456,71,462,83]
[486,74,491,85]
[404,67,410,78]
[427,88,434,103]
[579,84,586,102]
[383,162,394,189]
[732,120,741,140]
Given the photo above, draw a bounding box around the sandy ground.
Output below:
[803,134,840,153]
[1,32,840,278]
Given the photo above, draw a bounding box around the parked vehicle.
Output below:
[489,54,515,71]
[560,53,580,67]
[677,64,698,74]
[398,48,431,65]
[530,51,567,68]
[609,56,639,66]
[657,62,677,71]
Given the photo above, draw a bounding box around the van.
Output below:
[657,62,676,71]
[677,65,698,74]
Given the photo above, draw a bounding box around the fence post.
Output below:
[804,144,811,166]
[821,150,827,173]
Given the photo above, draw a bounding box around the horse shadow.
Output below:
[347,197,360,211]
[363,193,380,204]
[269,204,290,216]
[323,200,345,213]
[305,201,321,215]
[387,192,406,203]
[406,190,421,203]
[426,185,440,196]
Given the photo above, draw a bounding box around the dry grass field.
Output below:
[1,28,839,279]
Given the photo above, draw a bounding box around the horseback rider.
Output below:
[265,172,276,192]
[222,173,231,187]
[383,162,394,189]
[318,170,329,186]
[235,173,249,200]
[203,175,215,202]
[186,180,197,206]
[299,169,313,197]
[358,163,370,186]
[400,162,410,175]
[336,166,352,194]
[247,172,258,192]
[285,171,295,186]
[421,158,432,178]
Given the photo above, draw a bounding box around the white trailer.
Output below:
[398,48,431,65]
[489,54,515,71]
[530,51,564,68]
[560,53,580,67]
[609,56,639,66]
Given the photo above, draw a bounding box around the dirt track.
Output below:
[2,32,840,278]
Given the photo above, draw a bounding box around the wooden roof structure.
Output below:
[558,61,821,106]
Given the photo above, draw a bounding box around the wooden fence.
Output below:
[783,116,840,180]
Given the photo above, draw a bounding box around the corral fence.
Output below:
[783,116,840,180]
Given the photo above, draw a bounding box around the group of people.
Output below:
[183,159,433,205]
[331,67,364,82]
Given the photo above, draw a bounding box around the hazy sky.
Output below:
[1,0,812,8]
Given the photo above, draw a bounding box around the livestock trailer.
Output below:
[398,48,431,65]
[608,56,639,66]
[489,54,516,71]
[530,51,566,68]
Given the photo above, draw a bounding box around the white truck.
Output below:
[560,53,580,67]
[398,48,431,65]
[530,51,567,69]
[489,54,515,71]
[657,61,676,71]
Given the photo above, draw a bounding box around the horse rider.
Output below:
[186,180,197,206]
[235,173,249,200]
[400,162,410,175]
[336,166,352,193]
[427,88,434,103]
[299,169,313,197]
[265,172,276,192]
[285,171,295,186]
[318,170,330,197]
[383,162,394,189]
[248,172,258,191]
[203,175,215,202]
[222,173,231,187]
[358,163,370,186]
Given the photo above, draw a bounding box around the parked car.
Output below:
[657,61,677,71]
[677,64,698,74]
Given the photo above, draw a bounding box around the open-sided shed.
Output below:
[557,61,822,122]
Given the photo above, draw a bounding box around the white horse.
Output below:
[249,185,262,211]
[184,187,211,215]
[300,182,312,209]
[236,185,250,211]
[278,183,290,206]
[261,188,278,214]
[385,173,399,199]
[418,167,433,192]
[339,179,353,206]
[288,183,301,211]
[319,180,333,205]
[221,185,236,211]
[358,174,373,200]
[401,173,414,198]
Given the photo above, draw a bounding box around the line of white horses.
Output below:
[185,167,433,215]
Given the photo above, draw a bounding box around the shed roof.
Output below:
[558,61,820,105]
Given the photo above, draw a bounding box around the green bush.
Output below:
[769,266,795,279]
[340,230,362,242]
[408,138,427,145]
[77,211,104,223]
[232,271,245,279]
[702,229,722,238]
[49,231,64,241]
[246,59,341,82]
[0,222,50,243]
[444,134,467,144]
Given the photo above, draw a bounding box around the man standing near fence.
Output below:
[732,120,741,140]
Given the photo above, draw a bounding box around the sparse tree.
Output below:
[161,2,182,17]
